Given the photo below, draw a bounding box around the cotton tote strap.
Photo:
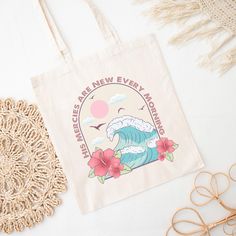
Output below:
[38,0,72,62]
[38,0,121,62]
[84,0,121,44]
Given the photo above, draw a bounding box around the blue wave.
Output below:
[113,126,159,168]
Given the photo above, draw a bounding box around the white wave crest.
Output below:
[147,137,158,148]
[106,115,155,141]
[120,146,145,154]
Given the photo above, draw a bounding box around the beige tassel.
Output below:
[217,48,236,74]
[199,34,235,68]
[169,19,211,44]
[136,0,236,74]
[148,0,201,24]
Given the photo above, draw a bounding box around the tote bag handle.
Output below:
[38,0,121,62]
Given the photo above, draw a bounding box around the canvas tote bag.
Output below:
[32,0,204,213]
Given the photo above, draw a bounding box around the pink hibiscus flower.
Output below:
[88,148,114,176]
[109,157,124,178]
[156,138,175,153]
[158,153,166,161]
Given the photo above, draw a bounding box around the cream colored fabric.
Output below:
[32,0,204,213]
[0,98,66,233]
[138,0,236,74]
[199,0,236,34]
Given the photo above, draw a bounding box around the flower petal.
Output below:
[167,146,175,153]
[92,149,103,159]
[156,139,164,146]
[167,139,174,147]
[119,164,124,171]
[159,153,166,161]
[156,139,166,153]
[94,164,108,176]
[103,148,114,158]
[102,155,112,167]
[157,146,165,153]
[88,157,100,168]
[109,167,121,178]
[111,157,120,167]
[112,171,121,178]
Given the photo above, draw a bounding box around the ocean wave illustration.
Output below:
[106,116,159,169]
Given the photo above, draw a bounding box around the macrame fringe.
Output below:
[137,0,236,74]
[199,34,236,73]
[148,0,201,24]
[169,19,222,44]
[211,47,236,74]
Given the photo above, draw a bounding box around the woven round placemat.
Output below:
[0,98,67,233]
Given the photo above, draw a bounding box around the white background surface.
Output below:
[0,0,236,235]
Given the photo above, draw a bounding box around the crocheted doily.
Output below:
[199,0,236,34]
[0,98,67,233]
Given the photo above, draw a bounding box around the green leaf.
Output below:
[173,143,179,149]
[166,152,174,162]
[115,150,122,159]
[95,147,101,151]
[97,176,105,184]
[121,165,132,175]
[88,169,95,178]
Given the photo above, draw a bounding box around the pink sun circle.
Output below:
[90,100,109,118]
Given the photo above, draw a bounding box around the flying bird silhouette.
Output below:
[118,107,125,113]
[89,95,95,100]
[139,105,146,110]
[90,123,106,131]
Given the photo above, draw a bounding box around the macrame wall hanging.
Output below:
[0,98,67,233]
[135,0,236,74]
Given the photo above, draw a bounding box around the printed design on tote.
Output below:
[72,76,178,184]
